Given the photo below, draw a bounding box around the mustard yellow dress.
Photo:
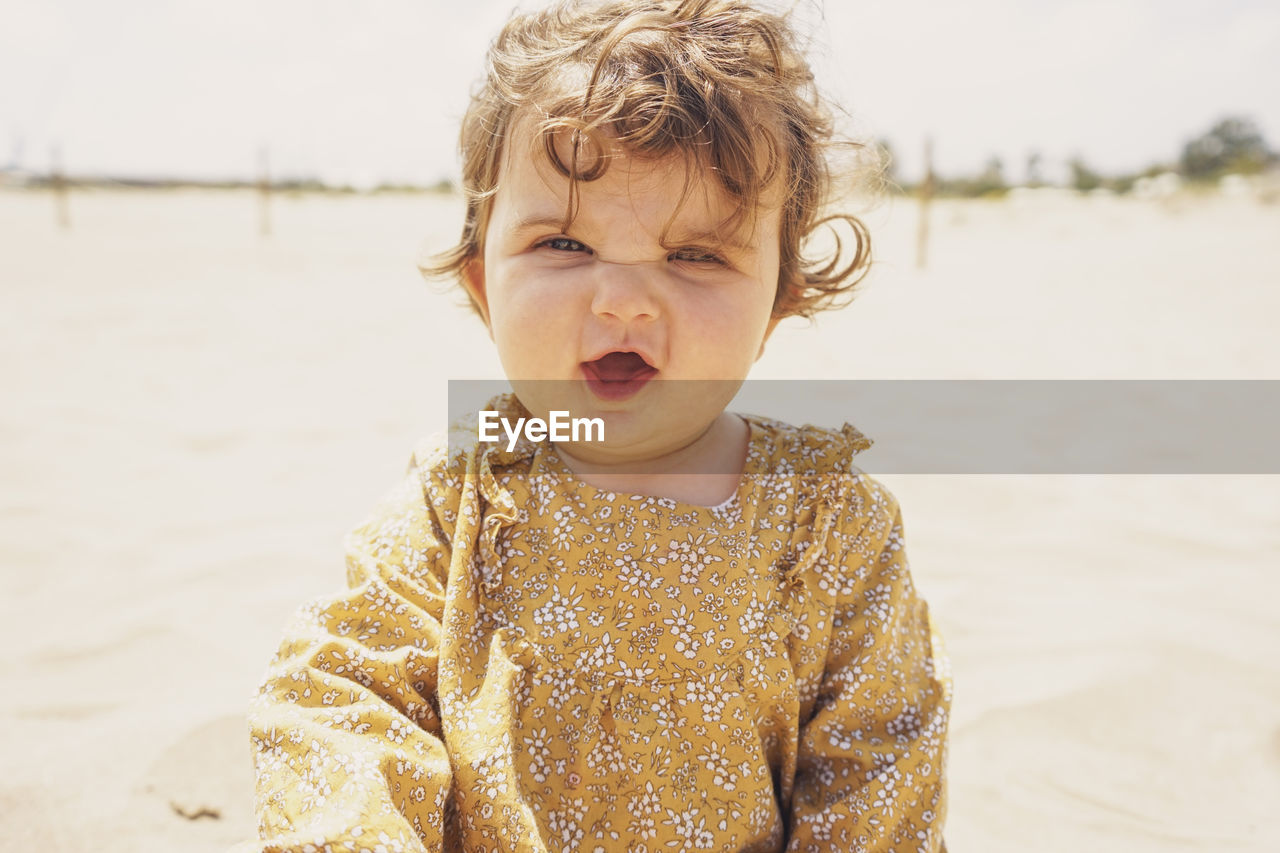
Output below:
[241,398,951,853]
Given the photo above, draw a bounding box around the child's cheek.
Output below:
[511,261,591,299]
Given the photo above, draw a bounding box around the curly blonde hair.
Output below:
[423,0,873,319]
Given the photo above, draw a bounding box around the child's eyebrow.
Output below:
[508,214,755,252]
[508,214,570,235]
[669,228,756,253]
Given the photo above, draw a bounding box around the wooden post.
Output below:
[258,146,272,237]
[916,136,934,269]
[51,144,70,230]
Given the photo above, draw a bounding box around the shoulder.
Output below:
[407,390,531,507]
[742,412,892,507]
[346,392,529,565]
[742,413,873,477]
[741,413,908,563]
[341,431,464,591]
[409,428,467,509]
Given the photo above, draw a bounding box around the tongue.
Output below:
[590,351,651,381]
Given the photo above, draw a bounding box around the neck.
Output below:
[554,412,750,507]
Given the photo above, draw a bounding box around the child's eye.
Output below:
[536,237,591,255]
[669,247,728,267]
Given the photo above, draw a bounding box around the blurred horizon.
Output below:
[2,0,1278,186]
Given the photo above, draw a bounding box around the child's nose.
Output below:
[589,260,660,324]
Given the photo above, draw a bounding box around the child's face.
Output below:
[464,121,782,463]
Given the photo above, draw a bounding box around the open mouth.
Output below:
[580,351,658,401]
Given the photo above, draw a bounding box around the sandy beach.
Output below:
[1,186,1277,851]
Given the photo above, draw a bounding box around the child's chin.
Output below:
[561,414,720,467]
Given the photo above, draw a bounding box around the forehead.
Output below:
[489,113,778,244]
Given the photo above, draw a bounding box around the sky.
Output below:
[2,0,1278,185]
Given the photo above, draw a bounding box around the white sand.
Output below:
[1,187,1277,851]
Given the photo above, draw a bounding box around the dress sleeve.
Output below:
[238,458,456,853]
[787,477,951,852]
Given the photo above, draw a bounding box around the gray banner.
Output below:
[448,380,1280,474]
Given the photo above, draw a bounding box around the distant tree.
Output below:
[934,155,1008,198]
[1068,156,1102,192]
[1180,116,1275,179]
[1109,173,1138,195]
[972,155,1006,196]
[1024,150,1044,187]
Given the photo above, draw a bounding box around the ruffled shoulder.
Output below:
[740,414,873,480]
[409,392,535,494]
[718,415,882,631]
[757,417,902,566]
[392,393,536,562]
[443,393,539,469]
[406,393,541,597]
[405,391,532,473]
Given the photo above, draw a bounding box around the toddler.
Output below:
[241,1,950,851]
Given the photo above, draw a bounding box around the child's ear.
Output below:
[756,315,783,360]
[461,259,492,329]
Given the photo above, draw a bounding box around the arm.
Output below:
[788,478,951,852]
[239,461,455,853]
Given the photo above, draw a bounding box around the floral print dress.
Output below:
[241,398,951,853]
